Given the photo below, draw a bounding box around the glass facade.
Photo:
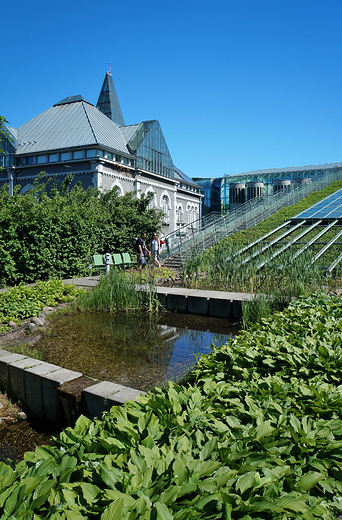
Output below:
[195,165,342,214]
[0,125,16,168]
[128,121,174,179]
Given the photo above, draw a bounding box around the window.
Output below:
[176,205,184,224]
[161,194,171,225]
[49,154,57,162]
[146,191,156,210]
[37,155,46,164]
[86,149,96,158]
[61,152,70,161]
[73,150,83,159]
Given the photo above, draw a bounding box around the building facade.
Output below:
[0,72,203,236]
[194,162,342,214]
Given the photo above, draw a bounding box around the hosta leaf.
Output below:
[73,414,93,434]
[101,498,126,520]
[236,472,256,494]
[289,415,301,433]
[62,488,77,505]
[296,471,324,491]
[194,460,221,478]
[80,482,101,503]
[200,438,217,461]
[168,386,182,414]
[159,485,181,505]
[173,458,188,485]
[155,501,173,520]
[249,498,284,513]
[4,484,26,516]
[255,421,274,440]
[65,511,85,520]
[278,496,309,512]
[105,489,135,507]
[225,416,241,429]
[99,465,122,488]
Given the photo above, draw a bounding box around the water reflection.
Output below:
[37,312,238,391]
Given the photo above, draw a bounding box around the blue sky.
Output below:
[2,0,342,178]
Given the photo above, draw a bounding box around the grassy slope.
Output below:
[224,180,342,247]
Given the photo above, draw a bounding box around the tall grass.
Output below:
[185,236,331,325]
[75,268,161,313]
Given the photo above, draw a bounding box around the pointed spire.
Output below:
[96,70,125,126]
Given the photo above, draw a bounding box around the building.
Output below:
[0,72,203,235]
[194,162,342,214]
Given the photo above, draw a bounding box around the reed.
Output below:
[75,268,161,313]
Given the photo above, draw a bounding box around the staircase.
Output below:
[161,252,182,272]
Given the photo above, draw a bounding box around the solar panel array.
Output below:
[291,188,342,222]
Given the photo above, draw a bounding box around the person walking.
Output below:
[137,232,150,269]
[151,232,161,267]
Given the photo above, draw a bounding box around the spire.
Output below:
[96,69,125,126]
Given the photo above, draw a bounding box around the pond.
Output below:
[37,311,239,391]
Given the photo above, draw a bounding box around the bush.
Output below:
[0,175,164,287]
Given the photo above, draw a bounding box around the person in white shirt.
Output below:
[151,233,161,267]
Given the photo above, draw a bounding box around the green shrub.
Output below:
[0,175,164,287]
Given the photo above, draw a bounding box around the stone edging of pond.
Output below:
[0,304,146,428]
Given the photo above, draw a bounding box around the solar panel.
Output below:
[291,188,342,222]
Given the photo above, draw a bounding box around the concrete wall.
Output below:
[0,349,145,427]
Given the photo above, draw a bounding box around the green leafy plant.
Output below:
[1,294,342,518]
[0,177,165,287]
[0,279,83,331]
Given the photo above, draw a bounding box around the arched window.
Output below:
[146,189,157,210]
[193,207,198,229]
[186,204,191,226]
[111,181,124,196]
[161,194,171,225]
[176,204,184,224]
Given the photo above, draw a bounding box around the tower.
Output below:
[96,69,125,126]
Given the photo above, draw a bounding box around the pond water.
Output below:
[37,311,239,391]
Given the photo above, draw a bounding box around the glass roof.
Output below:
[291,188,342,221]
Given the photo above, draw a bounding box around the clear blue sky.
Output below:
[2,0,342,179]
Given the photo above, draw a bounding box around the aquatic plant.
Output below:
[75,267,161,313]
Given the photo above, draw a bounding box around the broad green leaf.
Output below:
[256,420,274,440]
[62,488,77,505]
[173,458,188,485]
[155,501,174,520]
[296,471,324,491]
[168,386,182,414]
[236,472,256,494]
[194,460,221,478]
[65,510,85,520]
[101,498,126,520]
[278,496,309,512]
[289,415,301,433]
[73,414,93,434]
[80,482,101,503]
[200,438,217,461]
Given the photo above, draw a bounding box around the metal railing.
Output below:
[160,169,342,267]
